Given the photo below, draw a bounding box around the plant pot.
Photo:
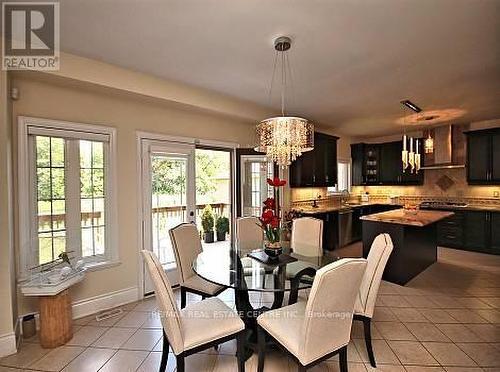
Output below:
[216,232,226,241]
[264,242,282,260]
[204,231,214,243]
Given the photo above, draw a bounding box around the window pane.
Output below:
[92,169,104,197]
[81,227,93,257]
[37,168,51,200]
[51,137,65,167]
[93,198,105,226]
[51,168,65,199]
[80,140,107,259]
[81,199,93,227]
[38,232,53,265]
[36,136,50,167]
[53,231,66,258]
[80,140,92,168]
[37,201,51,232]
[52,200,66,231]
[80,169,92,198]
[92,142,104,168]
[94,226,105,255]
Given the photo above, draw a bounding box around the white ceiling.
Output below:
[57,0,499,137]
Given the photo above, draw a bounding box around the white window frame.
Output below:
[17,116,119,281]
[327,158,352,194]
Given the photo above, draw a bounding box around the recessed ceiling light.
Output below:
[400,99,422,113]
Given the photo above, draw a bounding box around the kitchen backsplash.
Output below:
[290,167,500,209]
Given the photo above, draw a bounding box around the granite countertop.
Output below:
[297,202,401,214]
[360,209,454,227]
[425,204,500,212]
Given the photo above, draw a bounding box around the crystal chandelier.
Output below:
[256,36,313,167]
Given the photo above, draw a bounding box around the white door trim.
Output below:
[136,131,237,299]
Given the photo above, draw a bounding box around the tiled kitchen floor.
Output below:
[1,247,499,372]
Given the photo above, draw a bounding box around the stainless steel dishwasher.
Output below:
[338,208,354,247]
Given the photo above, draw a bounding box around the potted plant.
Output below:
[257,177,287,259]
[215,215,229,241]
[201,205,215,243]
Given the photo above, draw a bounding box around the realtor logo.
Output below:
[2,2,60,70]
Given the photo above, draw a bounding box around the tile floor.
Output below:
[1,246,499,372]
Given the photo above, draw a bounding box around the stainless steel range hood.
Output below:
[420,124,467,170]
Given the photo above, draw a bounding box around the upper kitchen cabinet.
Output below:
[466,128,500,184]
[351,140,423,186]
[289,132,338,188]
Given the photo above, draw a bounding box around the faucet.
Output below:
[311,194,321,208]
[341,189,351,205]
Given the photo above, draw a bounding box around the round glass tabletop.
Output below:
[192,245,339,292]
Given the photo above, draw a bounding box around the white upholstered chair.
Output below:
[236,216,264,255]
[141,250,246,372]
[169,223,225,308]
[286,217,324,284]
[257,258,367,372]
[291,217,324,256]
[353,233,394,368]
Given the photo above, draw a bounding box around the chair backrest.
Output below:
[301,258,367,365]
[236,216,263,255]
[355,233,394,318]
[141,250,184,355]
[291,217,323,256]
[169,223,202,284]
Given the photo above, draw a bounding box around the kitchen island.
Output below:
[361,209,454,285]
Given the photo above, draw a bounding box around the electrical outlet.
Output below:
[494,190,500,198]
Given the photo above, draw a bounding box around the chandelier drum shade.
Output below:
[256,36,314,167]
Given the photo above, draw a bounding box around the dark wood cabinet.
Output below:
[491,212,500,254]
[289,132,338,188]
[351,144,364,186]
[464,211,489,252]
[351,140,423,186]
[492,133,500,182]
[466,128,500,185]
[379,141,401,184]
[432,208,500,255]
[437,212,464,248]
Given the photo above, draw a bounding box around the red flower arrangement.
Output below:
[258,177,287,246]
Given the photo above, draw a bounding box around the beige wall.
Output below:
[0,70,16,353]
[11,74,259,316]
[6,53,353,319]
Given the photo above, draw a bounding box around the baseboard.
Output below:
[0,332,17,358]
[71,286,139,319]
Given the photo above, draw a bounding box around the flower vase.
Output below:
[264,241,283,260]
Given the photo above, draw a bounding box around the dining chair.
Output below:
[236,216,264,255]
[290,217,323,256]
[169,223,226,308]
[141,250,246,372]
[286,217,324,287]
[257,258,367,372]
[353,233,394,368]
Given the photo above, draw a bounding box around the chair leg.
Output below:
[339,345,348,372]
[159,330,169,372]
[362,317,376,368]
[236,331,246,372]
[181,287,187,309]
[176,354,185,372]
[257,326,266,372]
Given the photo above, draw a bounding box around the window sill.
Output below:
[84,259,121,272]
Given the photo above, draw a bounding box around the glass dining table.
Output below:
[192,243,339,345]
